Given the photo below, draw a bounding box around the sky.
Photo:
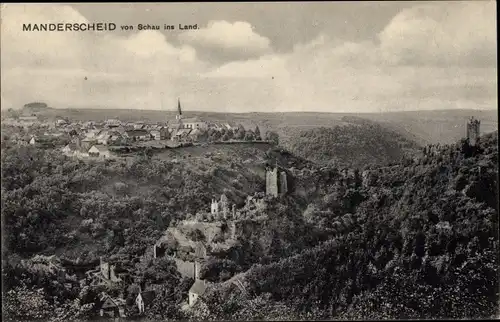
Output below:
[0,2,497,113]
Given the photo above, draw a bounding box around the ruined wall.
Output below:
[266,168,279,197]
[110,266,121,282]
[279,171,288,194]
[230,222,236,240]
[211,199,219,214]
[100,261,110,279]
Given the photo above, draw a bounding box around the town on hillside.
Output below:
[1,100,276,160]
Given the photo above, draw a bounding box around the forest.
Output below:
[198,132,499,320]
[281,117,421,169]
[1,123,498,320]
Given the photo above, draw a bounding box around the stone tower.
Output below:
[193,261,201,280]
[466,116,480,146]
[220,194,229,219]
[210,198,219,215]
[266,166,288,197]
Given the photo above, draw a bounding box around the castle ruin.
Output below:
[266,166,288,197]
[210,194,236,220]
[466,116,481,146]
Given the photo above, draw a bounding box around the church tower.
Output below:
[466,116,480,146]
[176,98,183,120]
[266,164,288,197]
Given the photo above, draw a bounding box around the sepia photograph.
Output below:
[1,1,498,321]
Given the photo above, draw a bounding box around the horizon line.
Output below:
[3,106,497,115]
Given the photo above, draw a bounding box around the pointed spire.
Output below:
[177,98,182,116]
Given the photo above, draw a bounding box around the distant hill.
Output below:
[23,102,49,109]
[363,109,498,145]
[11,107,497,145]
[281,116,422,169]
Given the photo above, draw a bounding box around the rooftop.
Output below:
[90,145,110,153]
[183,117,204,123]
[126,129,150,135]
[189,280,207,295]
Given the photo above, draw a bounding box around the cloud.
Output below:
[0,2,497,113]
[378,1,497,67]
[203,2,496,112]
[0,4,205,110]
[178,20,272,62]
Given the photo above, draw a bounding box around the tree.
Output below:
[188,229,206,242]
[4,285,54,321]
[244,131,255,141]
[265,131,279,145]
[139,257,181,286]
[211,130,222,141]
[234,124,246,140]
[255,126,262,141]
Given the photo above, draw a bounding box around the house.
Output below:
[183,117,209,130]
[61,142,89,158]
[188,280,207,307]
[82,121,95,129]
[124,129,151,141]
[114,126,127,135]
[17,139,29,146]
[136,290,156,314]
[150,130,161,140]
[209,123,225,131]
[171,128,191,141]
[105,119,122,127]
[29,136,54,148]
[188,128,207,142]
[84,129,101,140]
[88,145,114,159]
[19,115,38,127]
[133,121,148,130]
[96,130,125,145]
[55,119,68,127]
[81,137,97,150]
[44,131,64,137]
[186,260,207,306]
[150,127,170,140]
[99,293,126,318]
[96,131,111,145]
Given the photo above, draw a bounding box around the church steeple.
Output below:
[176,98,182,120]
